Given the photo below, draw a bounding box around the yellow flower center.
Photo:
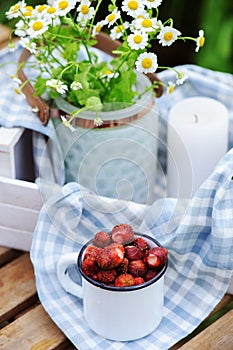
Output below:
[128,1,138,10]
[105,70,112,75]
[47,7,56,14]
[24,11,32,17]
[96,24,102,32]
[14,87,21,95]
[164,32,173,41]
[199,36,205,47]
[168,85,175,93]
[25,6,33,11]
[134,35,142,44]
[32,21,44,31]
[107,13,115,22]
[116,25,124,33]
[81,5,89,14]
[142,19,152,28]
[38,5,47,13]
[12,4,20,12]
[142,58,152,69]
[58,1,68,10]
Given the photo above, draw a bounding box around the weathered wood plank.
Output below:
[178,309,233,350]
[0,246,21,267]
[0,254,37,323]
[169,294,233,349]
[0,304,72,350]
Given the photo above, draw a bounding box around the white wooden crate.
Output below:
[0,127,35,181]
[0,176,42,251]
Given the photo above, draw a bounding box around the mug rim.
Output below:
[78,232,168,292]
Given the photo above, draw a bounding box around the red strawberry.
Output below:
[128,259,147,277]
[112,224,134,245]
[84,245,101,259]
[146,247,168,268]
[134,237,150,252]
[97,269,117,284]
[134,277,145,285]
[125,245,142,260]
[109,243,125,255]
[117,257,129,274]
[145,269,159,281]
[97,246,124,270]
[82,257,99,276]
[115,273,135,287]
[93,231,111,247]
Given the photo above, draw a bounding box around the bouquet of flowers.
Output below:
[6,0,205,127]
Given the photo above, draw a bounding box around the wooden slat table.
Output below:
[0,246,232,349]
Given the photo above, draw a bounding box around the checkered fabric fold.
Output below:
[30,149,233,349]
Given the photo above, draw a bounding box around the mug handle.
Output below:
[57,253,83,299]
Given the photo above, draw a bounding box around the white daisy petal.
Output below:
[195,29,205,52]
[122,0,145,18]
[127,31,148,50]
[157,26,181,46]
[144,0,163,9]
[135,52,158,74]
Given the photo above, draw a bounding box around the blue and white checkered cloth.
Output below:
[30,154,233,350]
[1,45,233,349]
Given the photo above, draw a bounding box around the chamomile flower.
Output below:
[157,26,181,46]
[27,18,51,38]
[61,115,76,132]
[195,30,205,52]
[110,23,129,40]
[143,0,163,9]
[8,42,17,52]
[22,6,34,18]
[176,70,188,85]
[104,9,121,27]
[20,37,38,54]
[71,81,83,90]
[92,21,104,37]
[167,81,175,94]
[94,116,103,127]
[55,0,78,16]
[14,87,26,98]
[127,31,148,50]
[100,70,119,81]
[135,52,158,74]
[12,78,26,98]
[6,1,26,19]
[46,5,58,17]
[10,75,22,85]
[122,0,145,18]
[46,79,68,94]
[34,4,48,15]
[134,16,158,33]
[15,19,28,37]
[77,0,95,23]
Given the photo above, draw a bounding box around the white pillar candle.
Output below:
[167,97,229,198]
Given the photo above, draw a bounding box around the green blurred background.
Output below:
[1,0,232,73]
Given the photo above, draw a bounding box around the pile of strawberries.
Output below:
[81,224,168,287]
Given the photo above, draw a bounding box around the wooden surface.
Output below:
[0,246,232,350]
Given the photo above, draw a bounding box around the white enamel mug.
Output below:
[57,233,168,341]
